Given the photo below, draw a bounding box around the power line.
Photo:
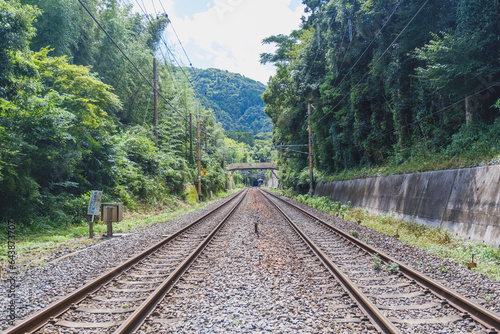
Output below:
[317,0,430,123]
[332,0,403,92]
[132,1,230,142]
[329,0,356,87]
[133,0,178,91]
[149,0,156,16]
[166,14,193,67]
[76,0,190,123]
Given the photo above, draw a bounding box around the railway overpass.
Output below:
[225,162,278,188]
[225,162,277,171]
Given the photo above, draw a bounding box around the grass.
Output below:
[0,188,240,270]
[272,189,500,281]
[318,150,500,183]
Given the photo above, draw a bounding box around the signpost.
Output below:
[87,190,102,238]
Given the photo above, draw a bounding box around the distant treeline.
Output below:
[190,68,272,135]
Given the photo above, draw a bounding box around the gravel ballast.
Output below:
[0,192,241,332]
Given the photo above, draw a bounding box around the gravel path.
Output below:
[0,192,241,332]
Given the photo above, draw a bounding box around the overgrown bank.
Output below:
[273,189,500,281]
[0,0,249,231]
[262,0,500,193]
[0,188,240,272]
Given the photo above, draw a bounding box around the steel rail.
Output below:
[262,189,500,333]
[2,190,245,334]
[114,189,248,333]
[258,189,400,334]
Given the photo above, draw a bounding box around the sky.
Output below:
[131,0,306,84]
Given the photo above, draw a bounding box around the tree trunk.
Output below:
[465,95,473,124]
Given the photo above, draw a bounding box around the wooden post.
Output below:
[308,102,314,197]
[189,113,193,163]
[197,110,202,199]
[153,58,158,148]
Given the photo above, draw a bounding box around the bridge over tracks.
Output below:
[225,162,278,188]
[225,162,277,171]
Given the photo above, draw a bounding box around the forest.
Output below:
[0,0,257,229]
[262,0,500,191]
[190,68,272,135]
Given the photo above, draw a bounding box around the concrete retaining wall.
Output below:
[315,165,500,247]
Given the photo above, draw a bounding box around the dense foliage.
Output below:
[262,0,500,191]
[190,68,272,134]
[0,0,231,229]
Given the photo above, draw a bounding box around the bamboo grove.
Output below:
[0,0,247,228]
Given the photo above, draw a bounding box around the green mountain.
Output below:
[190,68,271,134]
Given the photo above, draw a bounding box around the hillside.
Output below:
[262,0,500,190]
[190,68,272,134]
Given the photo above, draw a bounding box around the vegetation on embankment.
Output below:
[318,121,500,182]
[262,0,500,192]
[0,189,240,271]
[1,0,256,232]
[274,189,500,281]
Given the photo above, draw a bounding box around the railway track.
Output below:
[4,187,499,333]
[132,187,376,333]
[3,189,247,334]
[259,188,500,334]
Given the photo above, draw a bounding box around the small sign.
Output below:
[87,190,102,215]
[202,169,207,176]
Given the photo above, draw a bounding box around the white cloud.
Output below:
[162,0,305,84]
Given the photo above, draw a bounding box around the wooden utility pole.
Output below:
[189,113,193,163]
[153,58,158,148]
[197,110,202,199]
[308,103,314,197]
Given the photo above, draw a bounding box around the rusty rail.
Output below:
[114,189,247,333]
[2,190,246,334]
[261,189,500,333]
[259,190,400,334]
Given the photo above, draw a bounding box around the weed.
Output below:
[439,264,447,272]
[482,294,493,303]
[123,304,130,309]
[270,188,500,281]
[371,253,383,270]
[363,237,372,244]
[348,230,360,238]
[0,189,239,268]
[234,319,242,326]
[386,261,400,273]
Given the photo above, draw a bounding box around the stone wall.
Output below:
[315,166,500,247]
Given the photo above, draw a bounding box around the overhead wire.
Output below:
[134,0,178,90]
[331,0,357,87]
[133,0,215,137]
[317,0,431,123]
[133,0,197,100]
[332,0,403,93]
[76,0,190,123]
